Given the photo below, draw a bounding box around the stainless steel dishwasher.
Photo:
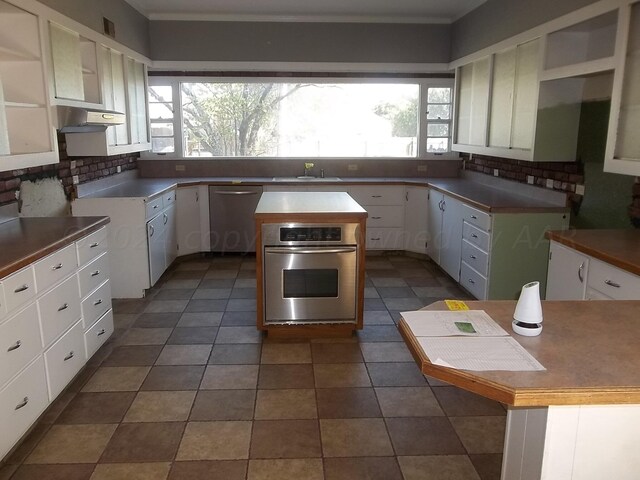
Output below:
[209,185,263,253]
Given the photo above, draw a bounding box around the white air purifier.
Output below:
[512,281,543,337]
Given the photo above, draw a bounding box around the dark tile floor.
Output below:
[0,254,506,480]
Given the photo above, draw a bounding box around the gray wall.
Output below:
[150,21,451,64]
[451,0,600,60]
[38,0,150,57]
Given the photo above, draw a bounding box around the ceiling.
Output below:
[124,0,487,23]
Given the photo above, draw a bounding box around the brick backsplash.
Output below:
[0,133,138,207]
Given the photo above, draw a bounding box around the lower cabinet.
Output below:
[427,190,463,281]
[0,226,113,460]
[404,186,429,254]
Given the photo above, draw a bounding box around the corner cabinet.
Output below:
[0,0,58,172]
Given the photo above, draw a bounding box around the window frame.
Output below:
[142,75,458,161]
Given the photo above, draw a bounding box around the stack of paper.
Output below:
[401,310,545,372]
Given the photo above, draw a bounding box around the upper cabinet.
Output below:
[0,0,58,171]
[606,1,640,176]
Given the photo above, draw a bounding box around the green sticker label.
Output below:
[455,322,477,334]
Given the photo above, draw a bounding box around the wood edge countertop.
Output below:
[399,300,640,407]
[546,229,640,277]
[0,216,110,279]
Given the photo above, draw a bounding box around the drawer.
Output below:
[2,266,36,314]
[587,259,640,300]
[0,283,6,321]
[365,228,404,250]
[460,262,488,300]
[366,206,405,228]
[348,186,405,206]
[38,276,81,347]
[0,357,49,460]
[44,320,85,401]
[82,280,112,330]
[145,196,164,218]
[85,309,114,359]
[78,253,110,298]
[461,239,490,277]
[0,304,41,387]
[585,287,613,300]
[163,189,176,207]
[462,204,492,231]
[33,244,77,293]
[462,221,491,252]
[76,227,108,265]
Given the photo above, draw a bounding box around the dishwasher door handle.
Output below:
[214,191,259,195]
[265,247,357,255]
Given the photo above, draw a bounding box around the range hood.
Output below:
[58,107,125,133]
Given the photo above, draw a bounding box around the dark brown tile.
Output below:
[221,311,256,326]
[141,365,205,390]
[170,270,206,280]
[324,457,403,480]
[153,289,195,300]
[449,417,506,454]
[320,418,394,457]
[314,364,371,388]
[226,299,256,311]
[190,390,256,420]
[56,392,136,424]
[258,364,315,389]
[198,278,236,289]
[366,362,427,386]
[433,387,507,417]
[133,312,182,328]
[230,288,256,299]
[185,299,228,312]
[311,343,363,363]
[167,327,218,344]
[101,422,185,462]
[470,454,503,480]
[316,388,381,418]
[404,277,442,287]
[168,460,247,480]
[363,298,387,311]
[39,392,75,424]
[10,464,95,480]
[385,417,466,455]
[102,345,163,366]
[376,287,416,298]
[250,420,321,459]
[112,299,149,314]
[209,344,262,364]
[356,325,402,342]
[3,423,50,464]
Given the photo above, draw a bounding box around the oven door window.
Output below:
[283,269,338,298]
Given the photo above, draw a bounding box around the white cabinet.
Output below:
[101,46,129,146]
[176,186,202,256]
[455,57,490,147]
[147,201,176,286]
[404,186,429,254]
[546,241,589,300]
[349,185,405,250]
[427,190,463,281]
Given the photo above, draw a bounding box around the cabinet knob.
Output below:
[372,216,382,220]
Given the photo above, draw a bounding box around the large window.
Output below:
[146,77,456,160]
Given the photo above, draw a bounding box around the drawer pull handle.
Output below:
[58,303,69,312]
[97,329,106,336]
[14,284,29,293]
[370,237,381,241]
[578,262,585,283]
[7,340,22,352]
[471,234,478,239]
[372,216,382,220]
[468,279,476,284]
[469,255,477,260]
[604,279,621,288]
[64,351,75,361]
[94,299,103,306]
[470,215,478,219]
[90,242,100,248]
[371,195,382,198]
[91,270,100,277]
[52,263,63,270]
[163,213,168,225]
[153,204,159,209]
[149,225,155,237]
[15,397,29,410]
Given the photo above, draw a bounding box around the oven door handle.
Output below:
[265,247,357,255]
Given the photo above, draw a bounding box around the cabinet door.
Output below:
[126,58,149,146]
[176,187,202,256]
[147,213,166,286]
[456,57,490,146]
[101,47,128,146]
[163,203,177,269]
[49,23,84,101]
[489,47,516,148]
[511,38,540,149]
[439,195,463,281]
[404,186,429,254]
[426,190,442,263]
[545,241,588,300]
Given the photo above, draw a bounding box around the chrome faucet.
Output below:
[303,162,314,177]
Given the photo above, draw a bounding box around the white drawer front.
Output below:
[460,262,488,300]
[348,186,404,206]
[44,320,85,401]
[76,227,108,265]
[78,253,110,298]
[585,287,613,300]
[366,228,404,250]
[0,304,41,387]
[587,259,640,300]
[0,357,48,460]
[462,204,492,231]
[82,280,112,330]
[3,267,36,314]
[462,221,491,252]
[0,284,5,321]
[33,244,77,293]
[145,196,164,218]
[163,189,176,207]
[38,275,81,347]
[85,309,114,359]
[366,206,405,228]
[461,240,490,277]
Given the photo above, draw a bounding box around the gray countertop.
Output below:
[255,192,367,216]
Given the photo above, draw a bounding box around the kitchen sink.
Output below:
[272,176,342,182]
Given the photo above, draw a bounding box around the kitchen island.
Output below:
[399,300,640,480]
[254,192,367,337]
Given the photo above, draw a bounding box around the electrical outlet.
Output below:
[417,165,427,172]
[72,175,79,185]
[527,175,534,185]
[70,160,76,169]
[348,164,358,171]
[175,164,186,172]
[546,178,554,189]
[493,169,499,177]
[575,184,585,196]
[116,165,121,173]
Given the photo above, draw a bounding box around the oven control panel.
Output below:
[280,227,341,242]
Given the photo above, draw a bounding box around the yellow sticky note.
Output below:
[445,300,469,311]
